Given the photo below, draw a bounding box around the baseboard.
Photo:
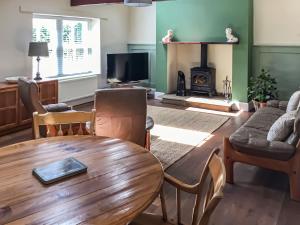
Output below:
[155,92,165,100]
[231,101,253,112]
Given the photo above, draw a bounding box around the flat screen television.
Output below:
[107,53,149,83]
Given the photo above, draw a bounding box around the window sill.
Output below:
[52,73,99,83]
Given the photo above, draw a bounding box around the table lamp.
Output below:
[28,42,49,80]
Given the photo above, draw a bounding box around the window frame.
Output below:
[32,14,99,78]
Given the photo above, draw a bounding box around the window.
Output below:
[32,15,100,78]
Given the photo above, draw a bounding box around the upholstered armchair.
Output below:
[18,78,71,115]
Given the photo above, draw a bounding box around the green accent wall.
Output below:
[156,0,253,102]
[253,46,300,101]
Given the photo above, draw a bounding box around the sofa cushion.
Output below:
[286,132,299,146]
[267,110,296,142]
[230,128,296,161]
[243,107,285,132]
[229,107,296,161]
[267,100,280,108]
[287,91,300,112]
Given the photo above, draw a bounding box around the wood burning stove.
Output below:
[190,44,216,97]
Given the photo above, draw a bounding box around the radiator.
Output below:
[58,75,98,104]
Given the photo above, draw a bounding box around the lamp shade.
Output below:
[124,0,152,7]
[28,42,49,57]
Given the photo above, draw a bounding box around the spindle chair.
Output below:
[33,110,96,139]
[131,148,226,225]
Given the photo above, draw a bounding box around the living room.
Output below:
[0,0,300,224]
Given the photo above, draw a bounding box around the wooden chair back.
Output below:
[94,88,147,147]
[33,110,96,139]
[161,148,226,225]
[18,78,47,114]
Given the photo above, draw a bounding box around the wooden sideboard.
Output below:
[0,79,58,136]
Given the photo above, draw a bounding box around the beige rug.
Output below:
[147,106,229,169]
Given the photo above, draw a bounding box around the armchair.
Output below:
[18,78,71,115]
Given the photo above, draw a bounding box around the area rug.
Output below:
[147,105,229,169]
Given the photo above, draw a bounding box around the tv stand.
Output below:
[107,82,155,99]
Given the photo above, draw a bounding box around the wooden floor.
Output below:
[0,100,300,225]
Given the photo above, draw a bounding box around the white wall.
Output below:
[0,0,130,89]
[254,0,300,46]
[128,3,156,44]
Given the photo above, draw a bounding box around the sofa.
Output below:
[224,91,300,201]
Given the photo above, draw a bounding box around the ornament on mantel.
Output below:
[225,27,239,43]
[162,29,174,44]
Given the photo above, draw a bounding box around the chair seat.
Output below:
[130,213,173,225]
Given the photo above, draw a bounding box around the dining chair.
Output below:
[131,148,226,225]
[94,88,149,148]
[33,110,96,139]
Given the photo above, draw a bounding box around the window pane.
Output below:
[61,20,91,75]
[32,16,99,78]
[32,18,57,77]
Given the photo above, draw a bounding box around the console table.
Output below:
[0,79,58,136]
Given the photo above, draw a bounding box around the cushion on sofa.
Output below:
[267,110,296,142]
[286,91,300,112]
[286,107,300,146]
[244,107,285,132]
[229,107,296,161]
[286,132,299,146]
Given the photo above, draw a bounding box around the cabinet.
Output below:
[0,79,58,135]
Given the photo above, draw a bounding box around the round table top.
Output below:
[0,136,163,225]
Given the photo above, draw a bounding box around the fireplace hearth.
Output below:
[190,44,216,97]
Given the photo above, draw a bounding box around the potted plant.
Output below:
[248,69,278,111]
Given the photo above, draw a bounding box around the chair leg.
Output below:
[289,171,300,201]
[225,158,234,184]
[224,137,234,184]
[145,130,151,151]
[160,187,168,222]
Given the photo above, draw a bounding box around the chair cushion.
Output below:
[43,103,71,112]
[287,91,300,112]
[267,110,296,142]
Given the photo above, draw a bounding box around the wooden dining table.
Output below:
[0,136,164,225]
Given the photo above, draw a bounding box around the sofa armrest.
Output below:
[43,103,72,112]
[267,100,288,111]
